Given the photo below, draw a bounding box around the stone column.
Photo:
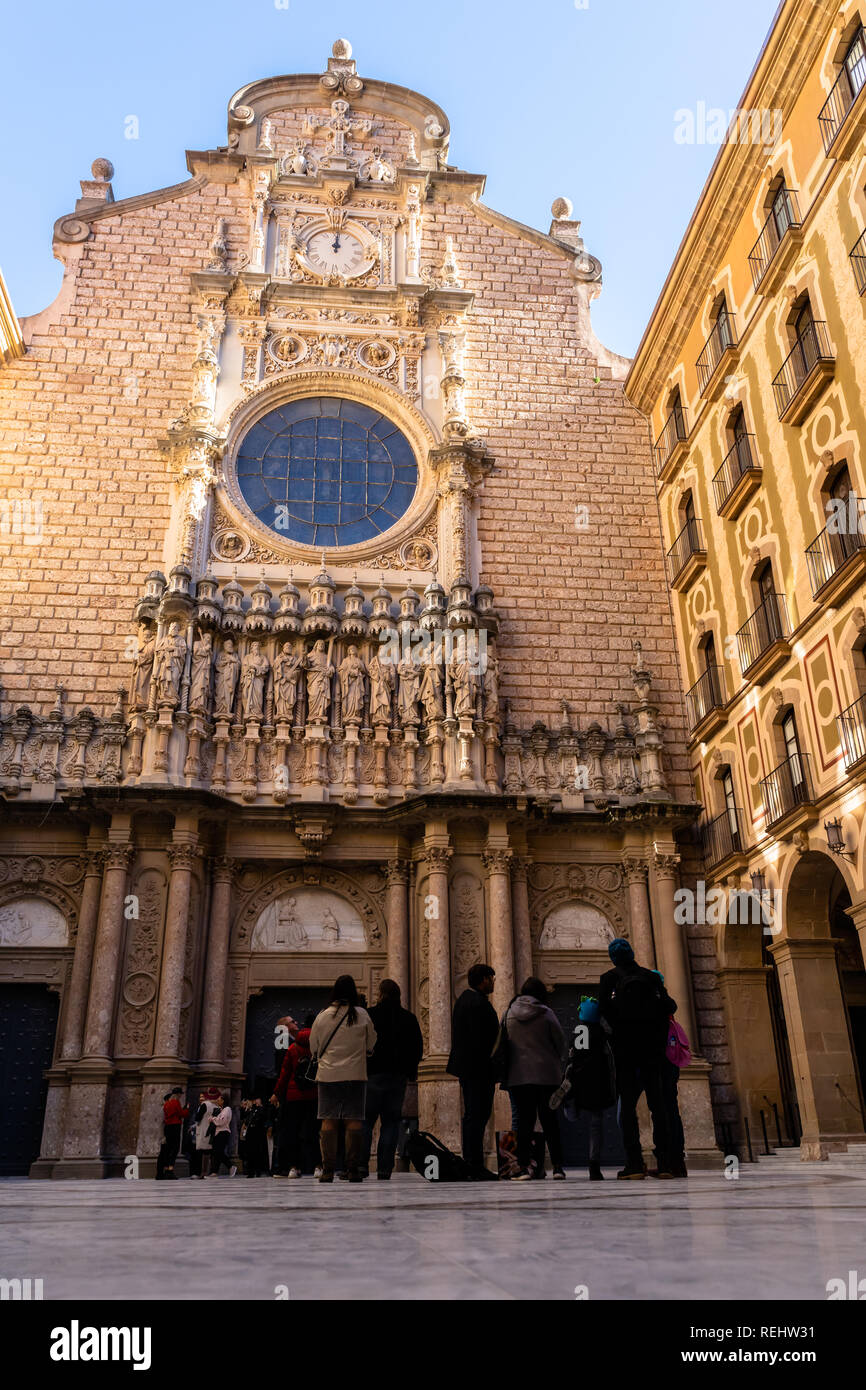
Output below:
[153,838,198,1059]
[623,854,655,969]
[198,857,236,1067]
[385,859,410,1001]
[483,846,515,1012]
[650,850,720,1168]
[769,936,866,1159]
[424,843,453,1057]
[60,848,105,1061]
[715,965,784,1149]
[82,842,134,1060]
[652,852,695,1041]
[139,825,199,1168]
[416,829,459,1149]
[59,826,133,1175]
[511,855,533,988]
[846,895,866,978]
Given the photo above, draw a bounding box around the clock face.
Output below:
[305,229,368,280]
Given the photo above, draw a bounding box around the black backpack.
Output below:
[612,968,668,1027]
[406,1130,473,1182]
[293,1053,318,1091]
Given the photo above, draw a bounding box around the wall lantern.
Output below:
[825,819,854,863]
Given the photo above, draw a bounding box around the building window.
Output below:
[234,397,418,547]
[844,27,866,100]
[780,710,807,800]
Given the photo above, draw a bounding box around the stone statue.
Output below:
[339,645,367,724]
[397,654,421,724]
[273,643,303,724]
[450,648,478,720]
[321,907,341,944]
[214,638,241,718]
[240,641,270,722]
[420,654,444,721]
[189,631,214,714]
[304,640,334,722]
[132,627,156,709]
[274,898,308,949]
[368,652,395,725]
[153,622,187,707]
[482,651,500,722]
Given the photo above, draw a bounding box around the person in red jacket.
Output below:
[156,1087,189,1180]
[271,1025,318,1177]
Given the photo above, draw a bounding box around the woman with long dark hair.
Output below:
[309,974,376,1182]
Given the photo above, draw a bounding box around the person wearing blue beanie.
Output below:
[552,995,616,1179]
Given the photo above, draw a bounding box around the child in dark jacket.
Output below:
[552,998,616,1180]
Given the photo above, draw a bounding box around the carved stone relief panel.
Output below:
[449,868,484,996]
[116,866,167,1057]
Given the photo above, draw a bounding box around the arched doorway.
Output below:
[770,852,866,1157]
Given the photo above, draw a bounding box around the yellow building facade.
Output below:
[627,0,866,1160]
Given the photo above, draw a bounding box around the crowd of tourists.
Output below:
[155,938,690,1182]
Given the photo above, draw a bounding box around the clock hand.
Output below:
[332,235,341,252]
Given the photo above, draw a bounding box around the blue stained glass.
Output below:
[236,397,417,547]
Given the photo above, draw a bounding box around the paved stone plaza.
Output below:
[2,1160,865,1301]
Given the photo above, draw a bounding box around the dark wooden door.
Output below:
[243,987,331,1098]
[0,984,59,1175]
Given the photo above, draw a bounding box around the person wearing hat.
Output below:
[155,1087,189,1180]
[551,997,617,1180]
[193,1087,222,1179]
[599,938,678,1180]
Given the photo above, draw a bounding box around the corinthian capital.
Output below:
[167,843,200,872]
[653,852,681,881]
[424,846,452,873]
[482,849,513,876]
[623,855,649,886]
[386,859,410,887]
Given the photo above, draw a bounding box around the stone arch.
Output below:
[776,847,858,938]
[232,864,386,952]
[0,883,78,945]
[530,885,625,948]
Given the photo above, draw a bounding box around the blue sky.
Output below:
[2,0,780,357]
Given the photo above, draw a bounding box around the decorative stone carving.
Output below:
[240,641,269,721]
[338,646,367,724]
[251,887,366,951]
[153,623,187,707]
[0,898,68,947]
[189,631,214,715]
[304,640,335,721]
[214,639,241,717]
[539,901,615,950]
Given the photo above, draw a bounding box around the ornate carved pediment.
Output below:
[233,865,386,950]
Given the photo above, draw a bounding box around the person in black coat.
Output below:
[599,937,678,1180]
[447,962,499,1178]
[360,978,424,1179]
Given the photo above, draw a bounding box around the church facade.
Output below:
[0,41,720,1176]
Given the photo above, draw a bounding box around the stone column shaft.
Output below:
[153,840,198,1059]
[199,857,235,1065]
[511,857,533,988]
[385,861,410,1002]
[61,850,106,1061]
[652,853,696,1045]
[484,848,515,1012]
[424,845,452,1056]
[82,844,133,1059]
[624,856,655,969]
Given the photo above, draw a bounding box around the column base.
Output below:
[637,1056,722,1170]
[48,1158,111,1180]
[417,1056,461,1154]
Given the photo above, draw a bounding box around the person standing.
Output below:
[210,1094,236,1177]
[654,971,690,1179]
[194,1087,220,1179]
[361,979,423,1180]
[244,1098,270,1178]
[155,1087,189,1180]
[559,997,617,1180]
[309,976,376,1183]
[447,962,499,1180]
[501,978,567,1180]
[272,1022,319,1178]
[599,938,677,1180]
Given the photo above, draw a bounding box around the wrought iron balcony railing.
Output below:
[760,752,814,830]
[771,320,834,419]
[805,512,866,597]
[851,227,866,295]
[838,692,866,769]
[819,31,866,152]
[653,406,689,477]
[666,516,705,585]
[736,592,791,676]
[703,807,745,870]
[686,666,726,732]
[749,189,801,290]
[696,313,738,392]
[713,433,760,513]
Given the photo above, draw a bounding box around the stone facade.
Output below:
[626,0,866,1160]
[0,40,718,1175]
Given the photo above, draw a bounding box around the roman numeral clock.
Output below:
[291,211,379,286]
